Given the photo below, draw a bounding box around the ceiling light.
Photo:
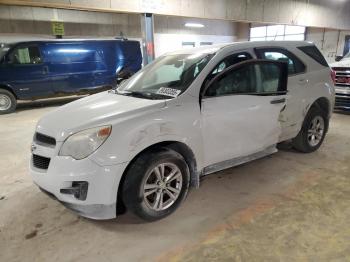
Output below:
[185,23,205,28]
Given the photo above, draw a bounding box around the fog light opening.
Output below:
[60,181,89,201]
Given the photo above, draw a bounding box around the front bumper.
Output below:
[335,87,350,111]
[30,142,128,220]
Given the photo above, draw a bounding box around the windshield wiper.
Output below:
[114,90,173,100]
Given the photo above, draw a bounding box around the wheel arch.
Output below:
[116,140,200,215]
[305,97,331,133]
[0,84,18,99]
[311,97,331,118]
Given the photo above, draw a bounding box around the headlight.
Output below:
[59,126,112,160]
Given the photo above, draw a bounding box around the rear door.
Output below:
[255,47,307,139]
[2,43,53,99]
[201,60,288,168]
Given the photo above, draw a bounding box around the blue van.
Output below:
[0,39,142,114]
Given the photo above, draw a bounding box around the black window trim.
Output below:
[201,59,288,99]
[297,45,329,67]
[254,47,307,77]
[6,43,43,66]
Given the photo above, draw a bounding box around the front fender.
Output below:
[89,100,204,169]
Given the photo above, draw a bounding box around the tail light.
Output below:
[330,69,336,85]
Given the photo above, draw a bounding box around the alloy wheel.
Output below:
[307,116,325,147]
[143,163,183,211]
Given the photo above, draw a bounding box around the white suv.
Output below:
[30,41,335,221]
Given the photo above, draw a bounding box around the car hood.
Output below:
[330,58,350,68]
[36,91,166,141]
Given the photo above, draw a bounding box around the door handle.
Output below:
[270,98,286,104]
[42,66,49,75]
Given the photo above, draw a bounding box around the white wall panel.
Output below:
[154,33,235,57]
[154,15,239,57]
[0,7,141,37]
[306,27,350,63]
[2,0,349,29]
[226,0,247,21]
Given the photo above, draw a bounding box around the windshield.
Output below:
[0,43,11,59]
[117,52,213,99]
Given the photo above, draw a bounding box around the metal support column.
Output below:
[141,13,155,65]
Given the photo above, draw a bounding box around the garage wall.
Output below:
[306,28,350,63]
[154,16,243,57]
[0,5,141,38]
[1,0,350,30]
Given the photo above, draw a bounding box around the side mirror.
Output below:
[118,69,133,80]
[335,56,343,62]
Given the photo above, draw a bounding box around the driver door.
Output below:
[3,43,53,99]
[201,60,288,168]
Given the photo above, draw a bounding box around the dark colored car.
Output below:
[0,39,142,114]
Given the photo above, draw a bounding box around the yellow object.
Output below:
[52,21,65,36]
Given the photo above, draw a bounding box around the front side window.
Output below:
[205,62,285,97]
[8,45,42,65]
[256,48,305,75]
[211,52,252,75]
[202,52,253,89]
[117,52,213,99]
[206,63,256,97]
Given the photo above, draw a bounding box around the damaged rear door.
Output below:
[201,60,288,168]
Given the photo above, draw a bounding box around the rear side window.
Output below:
[298,45,329,67]
[255,48,305,75]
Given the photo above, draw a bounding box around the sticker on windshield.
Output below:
[156,87,181,98]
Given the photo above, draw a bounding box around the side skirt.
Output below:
[202,145,277,176]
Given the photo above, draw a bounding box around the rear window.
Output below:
[298,45,328,67]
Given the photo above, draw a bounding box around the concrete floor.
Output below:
[0,98,349,262]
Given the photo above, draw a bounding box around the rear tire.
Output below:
[122,148,190,221]
[292,106,328,153]
[0,89,16,114]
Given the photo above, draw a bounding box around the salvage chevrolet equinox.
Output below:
[30,41,335,221]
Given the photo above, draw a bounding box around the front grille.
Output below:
[335,93,350,109]
[333,67,350,87]
[35,132,56,147]
[32,154,51,170]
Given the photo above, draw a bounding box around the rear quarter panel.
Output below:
[280,46,335,141]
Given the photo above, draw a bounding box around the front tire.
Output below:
[0,89,16,115]
[292,106,328,153]
[122,148,190,221]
